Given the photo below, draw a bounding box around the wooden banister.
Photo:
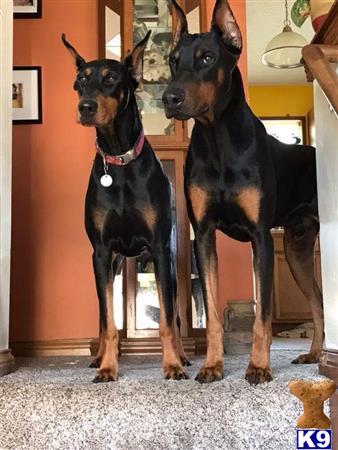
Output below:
[302,44,338,113]
[302,0,338,114]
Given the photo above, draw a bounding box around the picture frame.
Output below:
[12,66,42,124]
[260,116,308,145]
[13,0,42,19]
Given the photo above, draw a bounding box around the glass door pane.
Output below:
[135,160,176,329]
[190,225,206,329]
[186,2,201,139]
[105,3,121,60]
[133,0,174,135]
[114,268,124,330]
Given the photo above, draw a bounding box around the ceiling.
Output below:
[246,0,315,85]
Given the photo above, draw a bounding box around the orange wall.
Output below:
[206,0,253,311]
[11,0,98,341]
[10,0,252,342]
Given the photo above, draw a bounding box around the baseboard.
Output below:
[10,338,94,357]
[0,349,15,376]
[120,337,197,356]
[10,337,205,357]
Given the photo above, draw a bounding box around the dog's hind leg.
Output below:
[245,231,274,385]
[170,263,191,366]
[283,217,324,364]
[89,321,104,368]
[92,247,120,383]
[153,243,188,380]
[174,313,191,366]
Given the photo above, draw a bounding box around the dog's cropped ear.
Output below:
[61,33,86,71]
[211,0,242,54]
[124,30,151,85]
[171,0,188,49]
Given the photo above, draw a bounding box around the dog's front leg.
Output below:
[153,244,188,380]
[92,247,119,383]
[245,231,274,385]
[194,228,224,383]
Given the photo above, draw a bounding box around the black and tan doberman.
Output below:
[163,0,323,384]
[62,32,189,382]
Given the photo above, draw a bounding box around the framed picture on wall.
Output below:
[13,0,42,19]
[13,66,42,124]
[260,116,307,145]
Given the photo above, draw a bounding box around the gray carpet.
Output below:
[0,339,327,450]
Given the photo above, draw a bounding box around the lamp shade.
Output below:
[262,25,308,68]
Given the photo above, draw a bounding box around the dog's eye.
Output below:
[78,76,87,85]
[201,55,214,65]
[105,76,116,86]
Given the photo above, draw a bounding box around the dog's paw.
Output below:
[164,364,189,380]
[292,352,321,364]
[92,367,118,383]
[181,356,192,367]
[89,357,101,368]
[195,362,223,384]
[245,364,272,385]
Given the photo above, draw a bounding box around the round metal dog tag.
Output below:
[100,174,113,187]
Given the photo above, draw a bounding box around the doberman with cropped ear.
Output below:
[163,0,323,384]
[62,32,190,382]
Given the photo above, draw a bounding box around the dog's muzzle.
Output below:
[78,99,98,124]
[162,88,186,118]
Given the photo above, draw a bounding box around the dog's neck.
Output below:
[194,67,255,155]
[95,94,143,156]
[213,68,247,123]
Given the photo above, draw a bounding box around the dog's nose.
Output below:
[79,99,98,117]
[162,89,185,109]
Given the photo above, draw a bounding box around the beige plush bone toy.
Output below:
[289,379,336,429]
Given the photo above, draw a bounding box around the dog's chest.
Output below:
[187,157,261,239]
[94,206,155,256]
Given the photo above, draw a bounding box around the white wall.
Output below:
[314,72,338,350]
[0,0,13,352]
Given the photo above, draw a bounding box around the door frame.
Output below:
[0,0,15,375]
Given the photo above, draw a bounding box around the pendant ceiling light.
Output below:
[262,0,308,69]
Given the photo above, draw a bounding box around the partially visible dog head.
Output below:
[162,0,242,122]
[62,32,150,127]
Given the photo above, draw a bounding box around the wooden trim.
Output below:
[10,337,206,357]
[121,0,133,58]
[199,0,209,32]
[302,45,338,113]
[98,0,105,59]
[120,337,196,355]
[185,0,200,14]
[0,349,15,377]
[106,0,120,15]
[319,349,338,384]
[10,338,95,357]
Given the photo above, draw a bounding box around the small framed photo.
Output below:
[13,0,42,19]
[13,66,42,124]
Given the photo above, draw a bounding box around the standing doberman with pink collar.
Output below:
[163,0,323,384]
[62,33,189,382]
